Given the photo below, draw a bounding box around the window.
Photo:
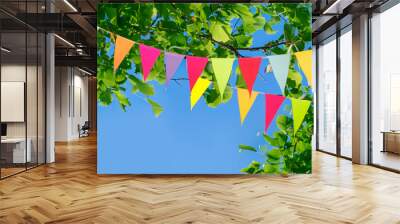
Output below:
[317,35,337,154]
[0,1,46,179]
[370,3,400,171]
[339,27,352,158]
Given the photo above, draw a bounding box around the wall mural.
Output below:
[97,3,313,174]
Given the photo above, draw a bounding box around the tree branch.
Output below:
[236,41,287,51]
[198,34,242,57]
[199,33,288,55]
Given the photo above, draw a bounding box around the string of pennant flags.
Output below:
[105,28,313,134]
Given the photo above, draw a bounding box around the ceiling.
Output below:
[0,0,97,74]
[312,0,390,43]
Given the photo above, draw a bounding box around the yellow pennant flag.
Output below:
[114,35,135,72]
[211,58,235,99]
[190,78,211,110]
[291,98,311,134]
[237,88,258,124]
[295,50,313,89]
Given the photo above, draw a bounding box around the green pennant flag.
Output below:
[268,54,291,94]
[211,58,235,99]
[291,98,311,134]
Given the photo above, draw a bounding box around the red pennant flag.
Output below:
[238,57,262,95]
[139,44,161,81]
[186,56,208,90]
[265,94,285,131]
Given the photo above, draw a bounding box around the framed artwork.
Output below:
[97,3,313,174]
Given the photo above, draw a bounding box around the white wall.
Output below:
[1,65,38,137]
[55,66,69,141]
[55,67,89,141]
[72,73,89,138]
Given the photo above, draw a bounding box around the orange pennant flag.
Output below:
[237,88,258,124]
[114,35,135,72]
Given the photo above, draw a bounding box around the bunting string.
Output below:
[99,27,312,133]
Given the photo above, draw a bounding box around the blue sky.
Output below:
[98,6,311,174]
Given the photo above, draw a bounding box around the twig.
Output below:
[171,77,188,87]
[198,34,242,57]
[236,41,287,51]
[171,78,188,81]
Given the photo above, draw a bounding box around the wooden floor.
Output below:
[0,167,26,178]
[373,150,400,171]
[1,135,400,224]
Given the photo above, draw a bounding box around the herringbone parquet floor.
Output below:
[1,135,400,224]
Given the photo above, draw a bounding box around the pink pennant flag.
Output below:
[165,52,184,84]
[139,44,161,81]
[238,57,262,95]
[265,94,285,132]
[186,56,208,90]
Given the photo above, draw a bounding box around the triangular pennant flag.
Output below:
[238,57,262,95]
[164,52,184,84]
[295,50,313,89]
[114,35,135,72]
[186,56,208,90]
[211,58,235,99]
[291,98,311,134]
[190,78,211,110]
[237,88,258,124]
[139,44,161,81]
[268,54,291,94]
[265,94,285,131]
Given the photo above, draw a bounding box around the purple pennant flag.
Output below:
[164,52,185,84]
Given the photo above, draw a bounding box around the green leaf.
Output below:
[288,69,303,86]
[276,115,291,131]
[284,23,295,42]
[98,88,112,106]
[210,21,230,43]
[128,75,155,96]
[241,17,256,33]
[204,87,221,108]
[263,163,279,174]
[263,134,280,147]
[233,4,253,18]
[269,15,280,25]
[235,35,253,47]
[146,98,163,117]
[273,132,288,146]
[295,6,311,25]
[240,160,261,174]
[267,149,281,161]
[113,90,131,111]
[235,73,247,89]
[221,85,233,103]
[104,7,117,25]
[103,68,115,87]
[239,144,257,152]
[253,16,265,30]
[264,23,277,35]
